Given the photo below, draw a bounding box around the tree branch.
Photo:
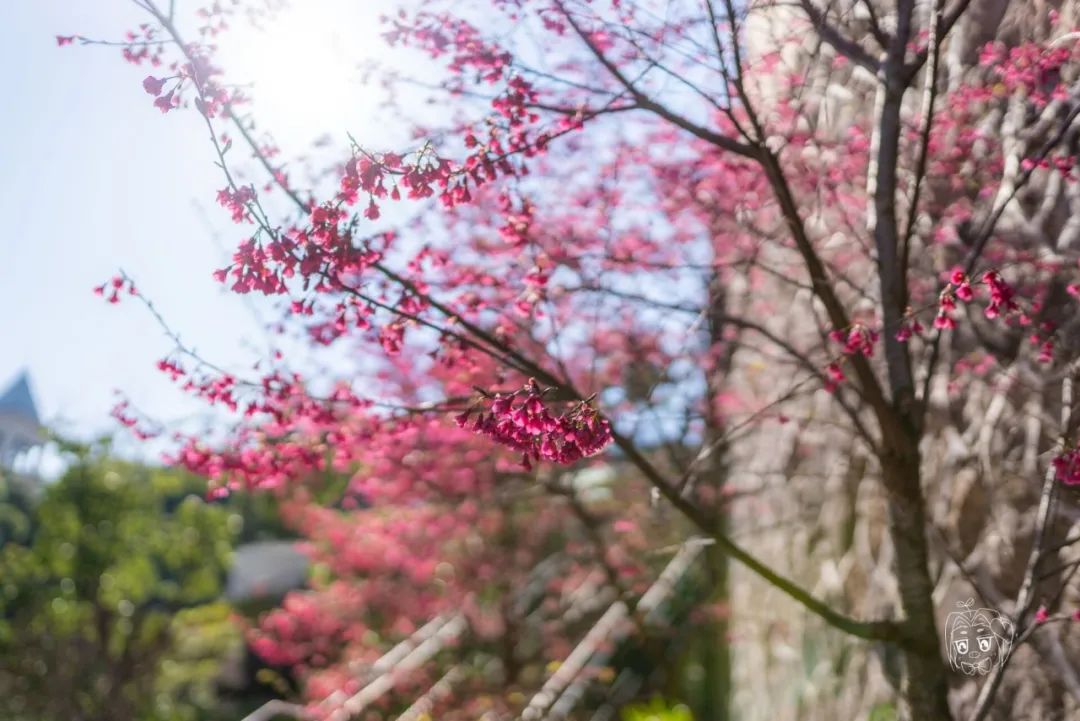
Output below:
[797,0,880,73]
[969,363,1078,721]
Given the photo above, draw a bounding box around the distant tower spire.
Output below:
[0,371,43,470]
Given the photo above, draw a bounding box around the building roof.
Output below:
[0,372,40,426]
[226,540,309,602]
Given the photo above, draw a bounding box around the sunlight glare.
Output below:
[220,0,388,151]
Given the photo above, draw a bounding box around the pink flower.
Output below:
[895,319,923,343]
[933,313,956,330]
[142,75,166,96]
[831,324,878,357]
[823,362,845,393]
[216,186,256,223]
[467,381,612,467]
[153,89,176,113]
[1053,449,1080,485]
[983,270,1018,319]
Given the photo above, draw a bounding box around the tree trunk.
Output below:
[700,544,732,721]
[698,272,734,721]
[883,448,952,721]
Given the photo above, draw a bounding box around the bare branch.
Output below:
[796,0,880,73]
[969,363,1079,721]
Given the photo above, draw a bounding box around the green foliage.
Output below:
[157,602,244,721]
[0,471,36,546]
[621,698,695,721]
[0,447,242,721]
[220,485,294,544]
[868,702,898,721]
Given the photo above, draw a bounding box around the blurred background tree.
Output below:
[0,472,35,548]
[0,442,243,721]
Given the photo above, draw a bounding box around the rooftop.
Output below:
[0,372,40,426]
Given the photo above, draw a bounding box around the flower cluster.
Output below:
[497,193,536,246]
[895,316,924,343]
[384,13,512,83]
[109,399,160,440]
[1053,448,1080,485]
[936,269,1021,330]
[935,270,971,329]
[823,361,846,394]
[456,382,612,468]
[93,275,136,304]
[982,269,1018,319]
[1036,337,1056,364]
[250,593,350,668]
[217,186,256,223]
[142,73,180,113]
[979,38,1077,110]
[829,324,878,357]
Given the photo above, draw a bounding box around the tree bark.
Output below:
[698,271,734,721]
[700,544,732,721]
[882,446,952,721]
[868,1,953,714]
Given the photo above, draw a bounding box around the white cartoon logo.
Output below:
[945,599,1013,676]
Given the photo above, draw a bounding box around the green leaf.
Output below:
[868,702,898,721]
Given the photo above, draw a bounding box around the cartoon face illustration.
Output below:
[946,601,1013,676]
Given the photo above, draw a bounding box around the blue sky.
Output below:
[0,1,393,465]
[3,3,249,445]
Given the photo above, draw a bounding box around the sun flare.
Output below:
[219,0,388,151]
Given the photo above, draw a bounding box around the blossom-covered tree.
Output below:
[69,0,1080,719]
